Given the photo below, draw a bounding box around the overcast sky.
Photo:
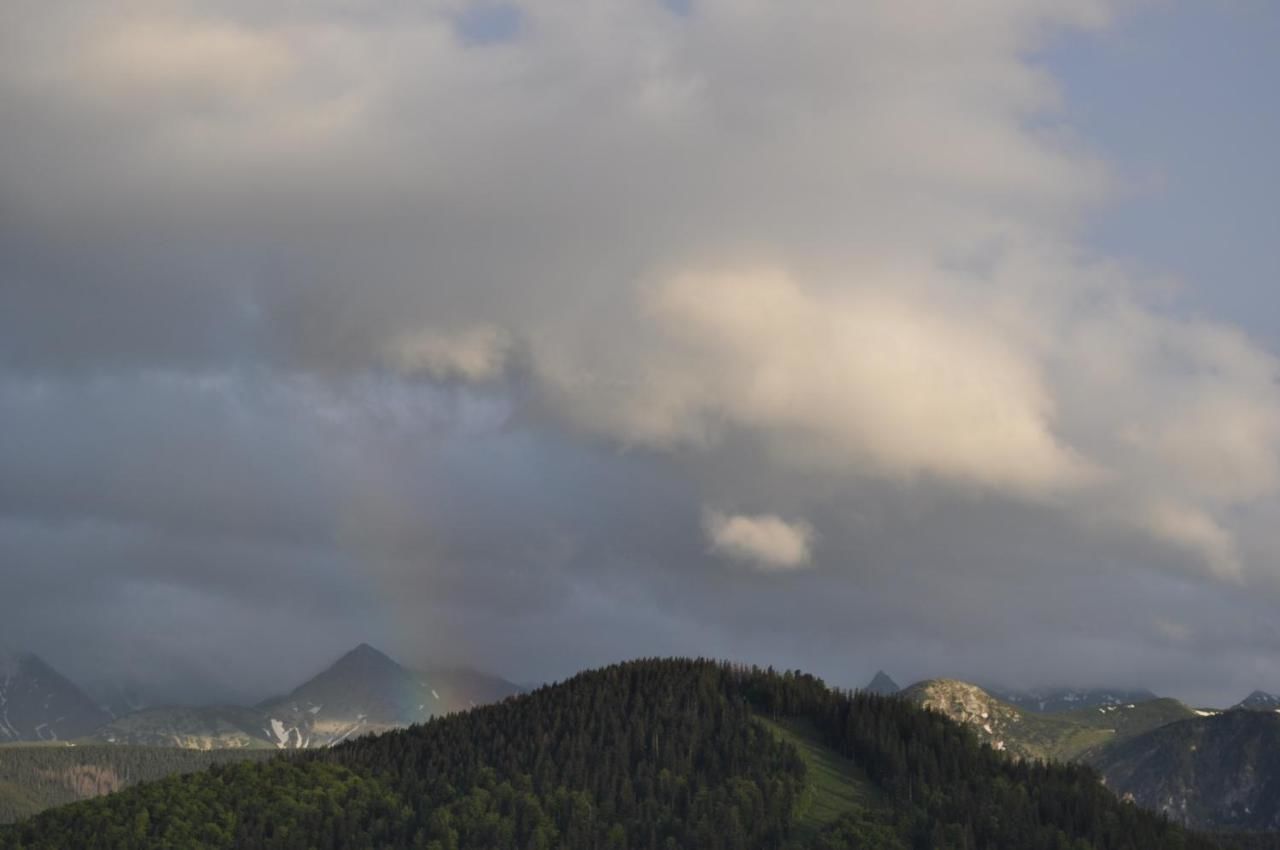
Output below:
[2,0,1278,708]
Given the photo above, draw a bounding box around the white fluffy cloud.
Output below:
[704,511,814,571]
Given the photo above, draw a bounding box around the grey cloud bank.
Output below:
[1,0,1279,708]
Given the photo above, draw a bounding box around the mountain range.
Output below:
[986,684,1161,714]
[6,651,1280,835]
[891,676,1280,831]
[0,660,1244,850]
[2,646,522,751]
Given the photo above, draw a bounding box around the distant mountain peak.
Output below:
[1232,690,1280,711]
[242,644,524,748]
[863,670,900,695]
[272,643,408,708]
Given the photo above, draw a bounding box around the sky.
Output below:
[1,0,1278,708]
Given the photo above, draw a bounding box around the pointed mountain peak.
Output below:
[864,670,900,695]
[287,643,407,695]
[333,643,400,669]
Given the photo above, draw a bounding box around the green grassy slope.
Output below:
[1062,698,1200,758]
[756,716,882,837]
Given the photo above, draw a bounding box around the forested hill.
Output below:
[0,659,1266,849]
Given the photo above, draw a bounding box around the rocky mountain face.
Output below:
[91,706,275,749]
[1232,690,1280,711]
[987,685,1159,714]
[900,679,1197,763]
[1091,709,1280,831]
[0,653,110,742]
[901,679,1050,759]
[862,670,899,695]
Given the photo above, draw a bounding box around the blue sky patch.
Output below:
[454,3,523,46]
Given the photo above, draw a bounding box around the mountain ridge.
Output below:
[987,684,1160,714]
[899,677,1198,763]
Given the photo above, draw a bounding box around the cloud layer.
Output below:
[1,0,1279,704]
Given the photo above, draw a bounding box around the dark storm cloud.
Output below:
[2,0,1280,708]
